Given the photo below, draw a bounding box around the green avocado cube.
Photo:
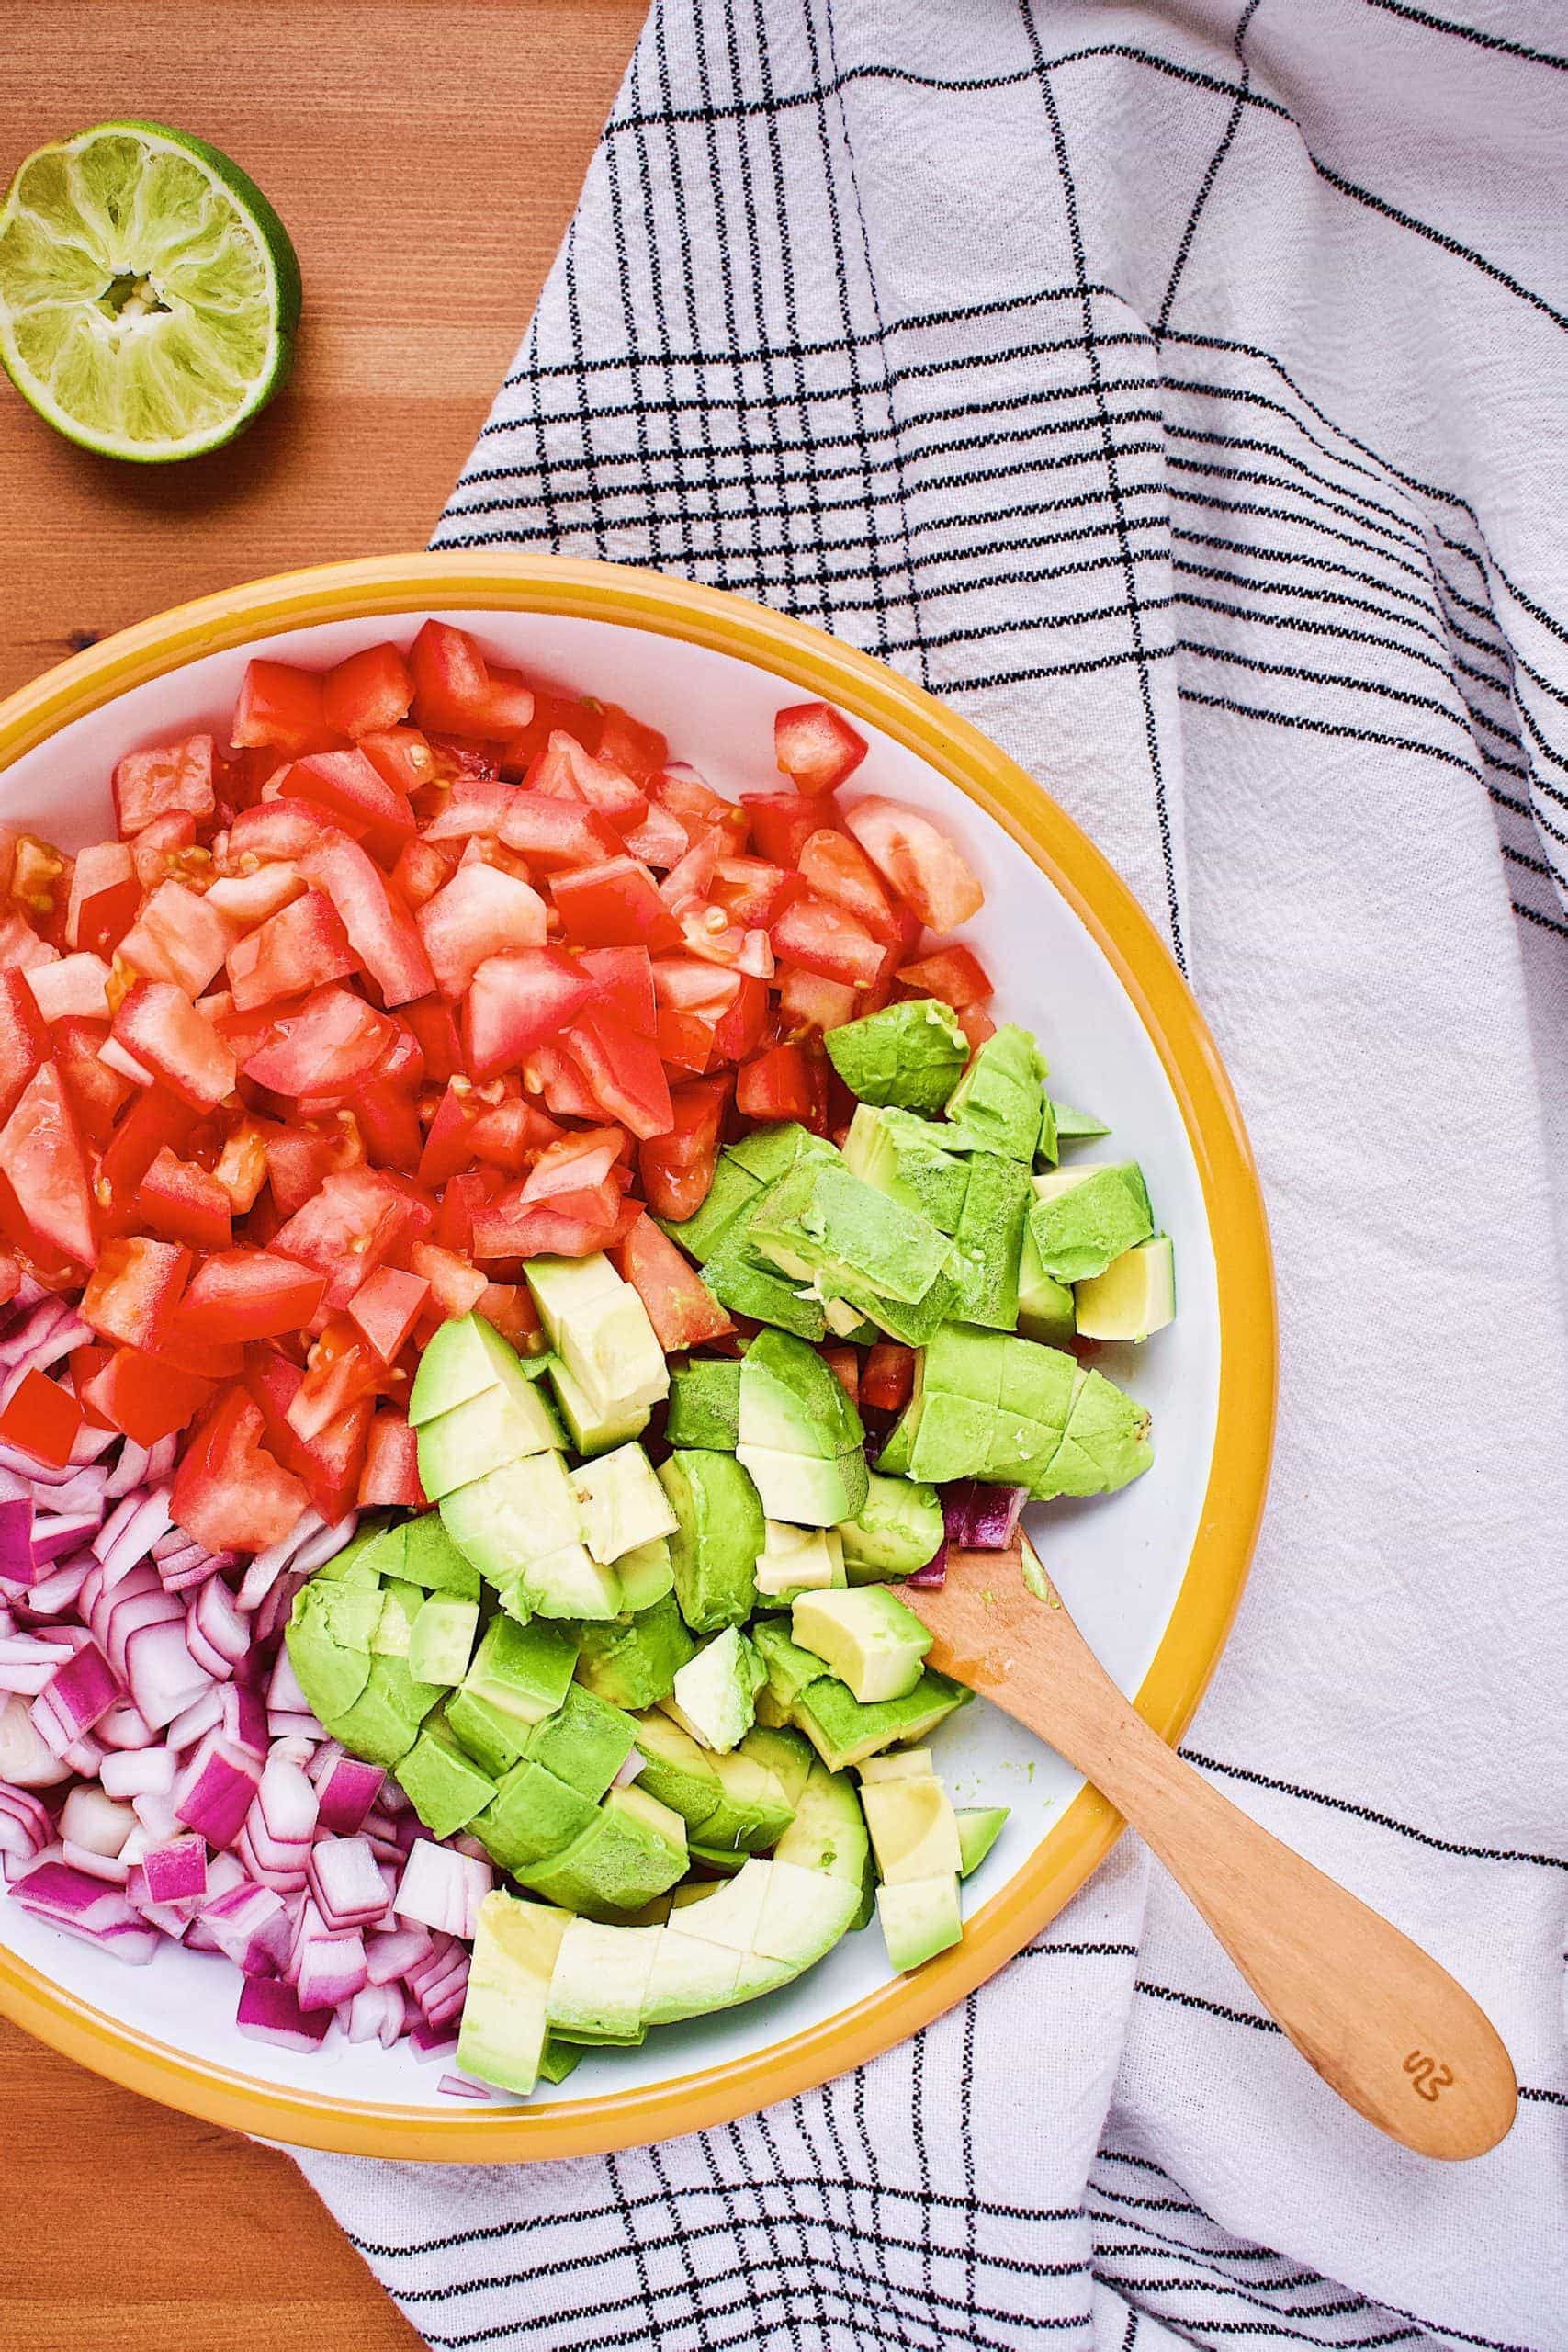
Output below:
[944,1023,1047,1160]
[696,1747,796,1853]
[477,1758,599,1874]
[396,1719,496,1838]
[502,1542,621,1623]
[903,1391,998,1483]
[408,1311,537,1427]
[841,1103,971,1233]
[753,1520,846,1601]
[547,1358,651,1458]
[751,1616,832,1712]
[1036,1091,1059,1170]
[525,1784,688,1918]
[876,1872,963,1971]
[947,1153,1032,1330]
[574,1593,695,1711]
[415,1378,565,1502]
[836,1473,945,1579]
[791,1668,970,1773]
[774,1759,869,1883]
[615,1536,674,1613]
[400,1512,481,1600]
[792,1587,932,1704]
[956,1806,1010,1878]
[466,1614,580,1728]
[568,1443,679,1566]
[735,1442,870,1529]
[524,1253,668,1424]
[628,1710,724,1831]
[725,1122,836,1184]
[749,1157,953,1308]
[825,999,967,1114]
[664,1627,764,1754]
[1074,1233,1175,1344]
[328,1517,403,1582]
[703,1205,829,1342]
[537,2038,584,2085]
[526,1683,638,1801]
[455,1891,568,2098]
[657,1156,763,1263]
[1028,1162,1154,1284]
[546,1917,662,2041]
[659,1450,764,1633]
[439,1450,584,1587]
[445,1684,531,1778]
[285,1580,376,1724]
[874,1411,914,1476]
[406,1595,479,1687]
[739,1329,863,1459]
[325,1650,443,1770]
[739,1723,816,1810]
[371,1577,423,1658]
[1016,1226,1077,1346]
[666,1357,742,1451]
[1050,1365,1154,1496]
[1051,1099,1111,1144]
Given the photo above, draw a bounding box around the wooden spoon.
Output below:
[903,1545,1517,2160]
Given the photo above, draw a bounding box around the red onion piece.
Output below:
[186,1578,248,1681]
[173,1730,263,1849]
[237,1752,318,1893]
[309,1834,390,1931]
[0,1781,52,1872]
[306,1756,384,1845]
[141,1832,209,1910]
[95,1697,158,1751]
[408,2018,458,2060]
[437,2073,492,2101]
[344,1981,407,2048]
[0,1632,77,1696]
[100,1747,175,1800]
[611,1747,645,1789]
[406,1929,470,2026]
[203,1880,292,1976]
[236,1974,331,2052]
[907,1543,949,1589]
[60,1783,135,1860]
[394,1843,492,1943]
[365,1922,433,1985]
[294,1916,368,2012]
[940,1481,1028,1551]
[32,1641,121,1753]
[9,1858,160,1963]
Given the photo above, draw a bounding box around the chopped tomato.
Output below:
[422,776,513,845]
[260,1117,364,1216]
[740,790,832,868]
[524,1040,603,1122]
[843,797,985,933]
[551,855,683,952]
[519,1126,626,1205]
[292,1396,377,1521]
[66,842,140,957]
[769,892,885,989]
[895,944,993,1009]
[798,828,903,947]
[358,1408,426,1509]
[276,748,416,862]
[141,1147,234,1251]
[171,1388,310,1554]
[409,620,535,739]
[579,945,656,1036]
[957,1004,997,1052]
[112,735,216,837]
[774,701,868,796]
[526,731,648,832]
[862,1341,916,1414]
[650,763,746,847]
[711,856,800,930]
[709,973,768,1067]
[658,830,724,913]
[416,861,547,999]
[301,832,434,1007]
[736,1039,820,1125]
[343,1032,425,1170]
[621,799,690,870]
[615,1213,733,1351]
[26,954,109,1025]
[0,1366,83,1468]
[232,662,333,758]
[411,1238,490,1318]
[0,911,54,973]
[321,643,415,739]
[774,965,857,1035]
[0,970,49,1124]
[182,1249,326,1341]
[592,704,670,786]
[272,1167,434,1315]
[401,994,463,1085]
[204,862,304,934]
[114,982,236,1111]
[0,1062,96,1266]
[563,1008,673,1140]
[346,1264,431,1363]
[288,1318,386,1444]
[474,1280,540,1351]
[470,1188,625,1261]
[130,808,198,892]
[98,1084,199,1206]
[211,1120,268,1213]
[82,1236,191,1351]
[463,949,596,1081]
[52,1016,131,1148]
[118,879,233,997]
[496,793,621,873]
[226,889,356,1011]
[361,725,439,797]
[823,1346,860,1405]
[82,1346,215,1448]
[638,1075,728,1222]
[241,985,392,1099]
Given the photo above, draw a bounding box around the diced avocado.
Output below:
[406,1595,479,1688]
[1016,1226,1077,1346]
[874,1411,914,1477]
[957,1806,1010,1878]
[685,1843,749,1875]
[662,1854,772,1950]
[725,1121,835,1184]
[546,1916,661,2041]
[396,1719,496,1838]
[792,1587,932,1704]
[466,1614,580,1728]
[416,1378,565,1502]
[947,1152,1031,1331]
[1050,1099,1111,1143]
[537,2038,584,2085]
[738,1723,816,1810]
[773,1759,868,1886]
[1047,1364,1154,1496]
[902,1323,1085,1493]
[842,1103,971,1233]
[836,1473,945,1580]
[325,1651,442,1770]
[547,1357,653,1457]
[456,1890,569,2097]
[665,1356,742,1451]
[658,1154,763,1262]
[876,1873,963,1971]
[664,1628,763,1755]
[703,1222,829,1340]
[371,1577,423,1658]
[524,1253,668,1424]
[525,1783,688,1919]
[1075,1233,1175,1342]
[500,1542,621,1624]
[754,1519,846,1601]
[749,1156,953,1309]
[1037,1091,1058,1170]
[858,1747,933,1783]
[285,1581,375,1724]
[575,1593,695,1710]
[639,1927,747,2023]
[751,1617,829,1714]
[750,1855,862,1967]
[944,1023,1047,1160]
[440,1450,583,1586]
[615,1537,674,1613]
[793,1668,969,1773]
[739,1329,863,1456]
[736,1443,869,1530]
[445,1684,531,1778]
[698,1747,795,1853]
[526,1683,638,1801]
[861,1773,962,1883]
[1029,1161,1154,1284]
[400,1511,481,1600]
[825,998,966,1114]
[659,1450,763,1633]
[627,1710,723,1832]
[476,1757,598,1874]
[569,1442,679,1566]
[329,1517,403,1582]
[408,1312,540,1427]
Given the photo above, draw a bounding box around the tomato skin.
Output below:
[894,944,993,1010]
[301,832,435,1009]
[0,1366,83,1468]
[276,749,416,863]
[774,965,856,1035]
[470,1193,622,1261]
[99,1084,199,1207]
[578,945,656,1035]
[474,1278,542,1351]
[740,790,835,868]
[140,1147,234,1252]
[232,662,333,758]
[358,1408,426,1509]
[83,1346,215,1447]
[288,1317,386,1445]
[0,970,50,1124]
[241,984,393,1099]
[0,1062,96,1267]
[769,892,885,989]
[66,842,140,957]
[181,1249,327,1343]
[272,1167,434,1317]
[259,1119,363,1216]
[592,705,670,786]
[562,1008,673,1140]
[842,797,985,933]
[291,1396,376,1521]
[415,861,547,1000]
[321,643,414,739]
[114,981,237,1111]
[637,1075,728,1222]
[346,1264,431,1363]
[823,1346,860,1405]
[410,620,535,739]
[171,1388,310,1555]
[861,1342,916,1414]
[112,735,216,837]
[615,1213,733,1351]
[463,949,596,1082]
[227,889,357,1011]
[82,1235,191,1352]
[735,1039,819,1125]
[52,1016,130,1148]
[400,994,463,1085]
[773,701,868,796]
[551,856,683,953]
[344,1039,424,1171]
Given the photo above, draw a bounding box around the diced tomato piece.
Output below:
[843,797,985,933]
[798,828,903,947]
[289,1394,376,1520]
[241,985,393,1099]
[615,1213,733,1351]
[473,1279,542,1351]
[0,912,54,975]
[51,1017,130,1148]
[711,856,800,930]
[0,1062,96,1267]
[471,1194,622,1261]
[658,831,724,914]
[112,735,216,837]
[118,880,233,997]
[0,970,49,1124]
[82,1236,191,1351]
[346,1264,430,1363]
[358,1408,426,1509]
[740,789,832,868]
[710,973,769,1067]
[411,1238,489,1318]
[361,725,439,799]
[526,731,648,831]
[181,1249,327,1342]
[342,1032,424,1171]
[114,982,236,1111]
[83,1346,214,1447]
[288,1319,386,1445]
[773,701,868,796]
[494,793,619,874]
[321,643,414,739]
[463,949,596,1082]
[232,662,332,758]
[209,1121,268,1215]
[276,749,415,862]
[823,1346,860,1405]
[736,1040,819,1125]
[957,1005,997,1052]
[415,862,547,1000]
[638,1075,728,1223]
[769,893,885,989]
[204,863,305,937]
[401,994,463,1086]
[300,832,434,1008]
[172,1388,310,1554]
[0,1366,82,1468]
[421,776,513,845]
[592,705,669,786]
[527,1044,609,1124]
[775,965,857,1035]
[272,1167,434,1315]
[895,944,994,1010]
[621,799,690,871]
[518,1127,625,1207]
[862,1341,917,1414]
[562,1009,672,1140]
[226,890,356,1012]
[578,945,656,1036]
[98,1085,199,1208]
[140,1147,233,1251]
[425,733,502,783]
[26,954,109,1025]
[260,1119,364,1216]
[66,842,140,957]
[129,809,197,892]
[409,620,536,739]
[551,856,682,952]
[650,764,746,847]
[388,837,454,911]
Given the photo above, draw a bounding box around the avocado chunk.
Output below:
[736,1443,870,1530]
[526,1683,638,1801]
[370,1577,421,1658]
[501,1543,623,1624]
[546,1916,662,2041]
[525,1783,688,1919]
[547,1357,654,1457]
[836,1474,944,1580]
[1075,1233,1175,1342]
[615,1536,675,1612]
[664,1627,764,1754]
[405,1595,479,1688]
[575,1592,694,1710]
[285,1579,375,1724]
[751,1617,830,1714]
[476,1757,599,1874]
[325,1650,442,1770]
[396,1718,496,1838]
[792,1668,969,1773]
[665,1356,741,1451]
[659,1450,763,1633]
[754,1519,846,1601]
[725,1121,836,1184]
[738,1723,816,1810]
[400,1511,482,1600]
[876,1873,963,1971]
[415,1377,565,1501]
[696,1746,795,1854]
[320,1517,400,1584]
[898,1321,1135,1495]
[525,1253,669,1426]
[858,1746,933,1781]
[456,1890,569,2097]
[658,1154,764,1262]
[749,1155,953,1311]
[445,1684,531,1778]
[408,1311,544,1428]
[466,1614,580,1728]
[739,1329,863,1456]
[860,1771,962,1882]
[568,1442,679,1566]
[1050,1098,1111,1144]
[792,1587,932,1704]
[947,1151,1032,1331]
[1029,1161,1154,1283]
[1016,1225,1077,1346]
[825,998,966,1114]
[842,1102,970,1232]
[1047,1364,1154,1497]
[956,1806,1010,1878]
[627,1710,723,1832]
[944,1023,1047,1160]
[439,1448,585,1589]
[773,1759,868,1884]
[702,1191,830,1340]
[639,1927,747,2022]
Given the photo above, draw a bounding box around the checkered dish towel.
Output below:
[298,3,1568,2343]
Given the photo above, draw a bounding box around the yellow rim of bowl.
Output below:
[0,553,1275,2160]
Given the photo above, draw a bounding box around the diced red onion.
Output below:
[123,1862,193,1939]
[408,2018,458,2061]
[61,1837,131,1884]
[254,1568,309,1646]
[612,1747,645,1789]
[406,1929,470,2026]
[60,1783,135,1859]
[173,1729,263,1849]
[164,1682,225,1752]
[58,1732,107,1777]
[940,1481,1027,1551]
[95,1486,174,1589]
[306,1753,384,1841]
[437,2073,491,2101]
[9,1858,159,1963]
[222,1678,271,1760]
[344,1981,406,2048]
[100,1747,175,1800]
[236,1974,331,2052]
[181,1850,247,1951]
[0,1632,77,1696]
[237,1751,318,1892]
[123,1613,213,1731]
[29,1511,103,1570]
[294,1917,367,2013]
[186,1577,248,1681]
[308,1834,389,1931]
[32,1641,121,1752]
[130,1789,182,1843]
[907,1543,948,1589]
[202,1879,293,1976]
[95,1697,158,1751]
[141,1833,209,1910]
[365,1921,432,1985]
[0,1782,52,1872]
[15,1555,92,1617]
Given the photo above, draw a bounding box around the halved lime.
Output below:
[0,119,300,463]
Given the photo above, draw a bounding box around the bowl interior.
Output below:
[0,602,1221,2120]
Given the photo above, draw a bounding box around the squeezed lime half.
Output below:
[0,119,301,463]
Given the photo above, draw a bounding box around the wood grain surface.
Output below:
[0,6,642,2346]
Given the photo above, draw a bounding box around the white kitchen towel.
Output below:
[299,3,1568,2343]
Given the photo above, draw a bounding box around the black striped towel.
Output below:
[298,3,1568,2342]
